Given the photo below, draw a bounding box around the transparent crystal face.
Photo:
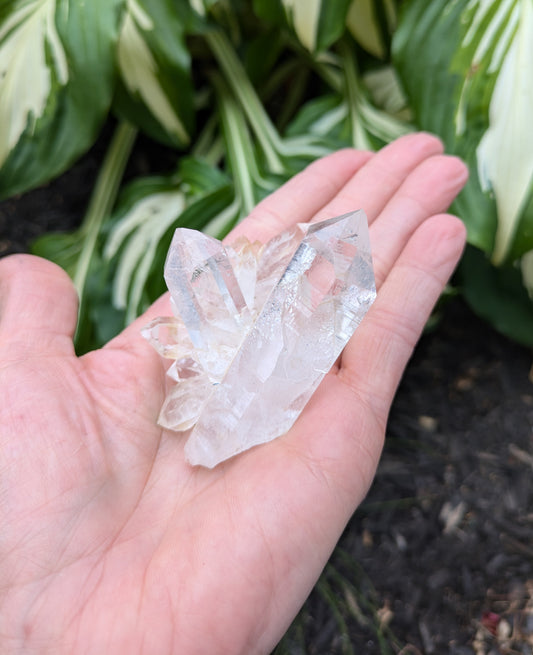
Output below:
[142,210,376,468]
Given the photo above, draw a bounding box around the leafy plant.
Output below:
[1,0,533,353]
[113,0,195,148]
[1,0,408,352]
[393,0,533,346]
[0,0,123,198]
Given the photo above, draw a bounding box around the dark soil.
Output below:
[1,138,532,655]
[337,301,532,654]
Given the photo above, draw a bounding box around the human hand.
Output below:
[0,133,468,654]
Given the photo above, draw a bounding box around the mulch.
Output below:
[346,298,533,653]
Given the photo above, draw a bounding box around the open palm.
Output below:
[0,134,468,654]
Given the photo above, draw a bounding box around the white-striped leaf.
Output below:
[0,0,124,199]
[102,159,233,325]
[105,189,186,321]
[394,0,533,265]
[346,0,396,60]
[282,0,322,51]
[113,0,194,148]
[363,66,412,120]
[253,0,351,53]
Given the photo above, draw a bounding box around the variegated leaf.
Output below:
[105,189,186,321]
[254,0,351,53]
[113,0,194,148]
[363,66,411,120]
[0,0,124,199]
[394,0,533,265]
[282,0,322,51]
[346,0,396,60]
[458,0,533,264]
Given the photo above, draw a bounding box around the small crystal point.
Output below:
[158,374,213,432]
[164,228,253,380]
[184,210,376,467]
[141,316,193,359]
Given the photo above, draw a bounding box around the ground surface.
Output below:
[1,139,532,655]
[282,299,533,655]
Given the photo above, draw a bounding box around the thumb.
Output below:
[0,255,79,358]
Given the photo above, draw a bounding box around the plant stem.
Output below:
[214,75,256,216]
[339,40,411,146]
[312,51,344,92]
[74,121,137,297]
[338,40,372,150]
[205,29,285,175]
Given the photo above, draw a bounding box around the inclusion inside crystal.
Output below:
[142,210,376,468]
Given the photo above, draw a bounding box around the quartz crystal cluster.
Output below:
[142,210,376,468]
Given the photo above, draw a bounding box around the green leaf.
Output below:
[286,94,351,147]
[336,39,411,150]
[177,156,230,196]
[113,0,195,148]
[31,231,82,278]
[105,187,187,321]
[521,250,533,299]
[346,0,396,59]
[103,167,233,326]
[393,0,533,265]
[243,28,285,87]
[80,254,126,354]
[252,0,285,25]
[31,232,120,354]
[31,122,136,353]
[363,66,411,120]
[253,0,351,52]
[312,0,353,52]
[458,245,533,348]
[0,0,124,200]
[112,183,235,326]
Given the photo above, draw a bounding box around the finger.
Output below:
[369,154,468,288]
[228,148,373,243]
[0,255,78,358]
[339,213,467,423]
[309,132,444,225]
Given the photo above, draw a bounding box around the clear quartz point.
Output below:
[140,316,192,359]
[164,228,253,381]
[158,374,213,432]
[143,210,376,468]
